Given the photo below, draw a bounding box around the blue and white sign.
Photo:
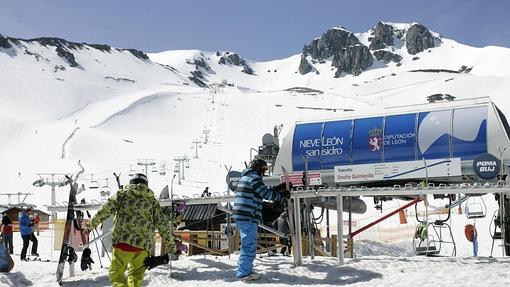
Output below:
[418,110,451,159]
[321,120,351,169]
[291,106,488,172]
[292,122,323,171]
[384,113,416,162]
[472,153,500,180]
[352,117,383,164]
[452,107,487,159]
[334,158,462,183]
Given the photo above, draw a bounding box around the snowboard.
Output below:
[0,237,14,272]
[281,166,297,259]
[56,175,79,285]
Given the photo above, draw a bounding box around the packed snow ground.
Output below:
[2,230,510,286]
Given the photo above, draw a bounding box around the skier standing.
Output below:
[1,212,14,254]
[19,207,38,261]
[233,159,289,281]
[86,173,176,287]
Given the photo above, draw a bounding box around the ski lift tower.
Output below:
[191,140,202,158]
[203,128,211,144]
[137,159,156,178]
[33,173,70,220]
[173,155,189,185]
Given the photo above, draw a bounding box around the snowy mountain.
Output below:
[3,20,510,286]
[2,21,510,206]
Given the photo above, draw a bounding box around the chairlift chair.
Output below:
[128,165,135,177]
[413,196,456,257]
[89,174,99,189]
[100,178,111,197]
[464,195,487,219]
[159,164,166,175]
[185,161,190,168]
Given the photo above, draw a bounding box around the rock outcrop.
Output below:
[218,52,254,75]
[369,22,394,50]
[333,45,373,76]
[298,55,313,74]
[300,28,373,76]
[0,34,12,49]
[373,50,402,63]
[405,24,435,55]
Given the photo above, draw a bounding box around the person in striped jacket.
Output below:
[233,159,289,281]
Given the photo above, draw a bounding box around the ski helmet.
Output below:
[250,159,268,176]
[130,173,148,185]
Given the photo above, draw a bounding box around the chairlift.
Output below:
[128,165,135,177]
[185,161,190,168]
[412,196,456,257]
[158,164,166,175]
[89,174,99,189]
[465,195,487,219]
[100,178,111,197]
[173,164,180,173]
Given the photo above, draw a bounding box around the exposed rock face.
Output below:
[55,46,79,67]
[88,44,112,52]
[333,45,373,76]
[188,70,207,87]
[299,55,313,74]
[241,66,254,75]
[373,50,402,63]
[405,24,435,55]
[28,37,81,67]
[218,52,245,66]
[187,57,212,73]
[303,28,360,60]
[300,28,373,76]
[369,22,394,50]
[218,52,254,75]
[0,34,12,49]
[121,49,149,60]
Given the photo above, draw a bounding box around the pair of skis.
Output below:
[56,162,85,285]
[55,175,80,285]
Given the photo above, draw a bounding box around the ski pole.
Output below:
[93,229,111,262]
[93,234,104,268]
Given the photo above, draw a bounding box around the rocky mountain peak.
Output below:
[302,28,361,60]
[299,27,373,76]
[405,23,435,55]
[368,22,394,50]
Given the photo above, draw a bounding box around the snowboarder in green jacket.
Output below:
[87,173,175,287]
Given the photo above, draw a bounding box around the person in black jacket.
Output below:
[1,212,14,254]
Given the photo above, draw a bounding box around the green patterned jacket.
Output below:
[87,183,175,253]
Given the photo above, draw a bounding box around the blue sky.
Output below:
[1,0,509,61]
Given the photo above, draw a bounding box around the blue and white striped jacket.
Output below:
[232,168,282,224]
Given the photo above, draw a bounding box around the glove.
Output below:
[273,182,287,192]
[144,254,170,270]
[80,247,94,271]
